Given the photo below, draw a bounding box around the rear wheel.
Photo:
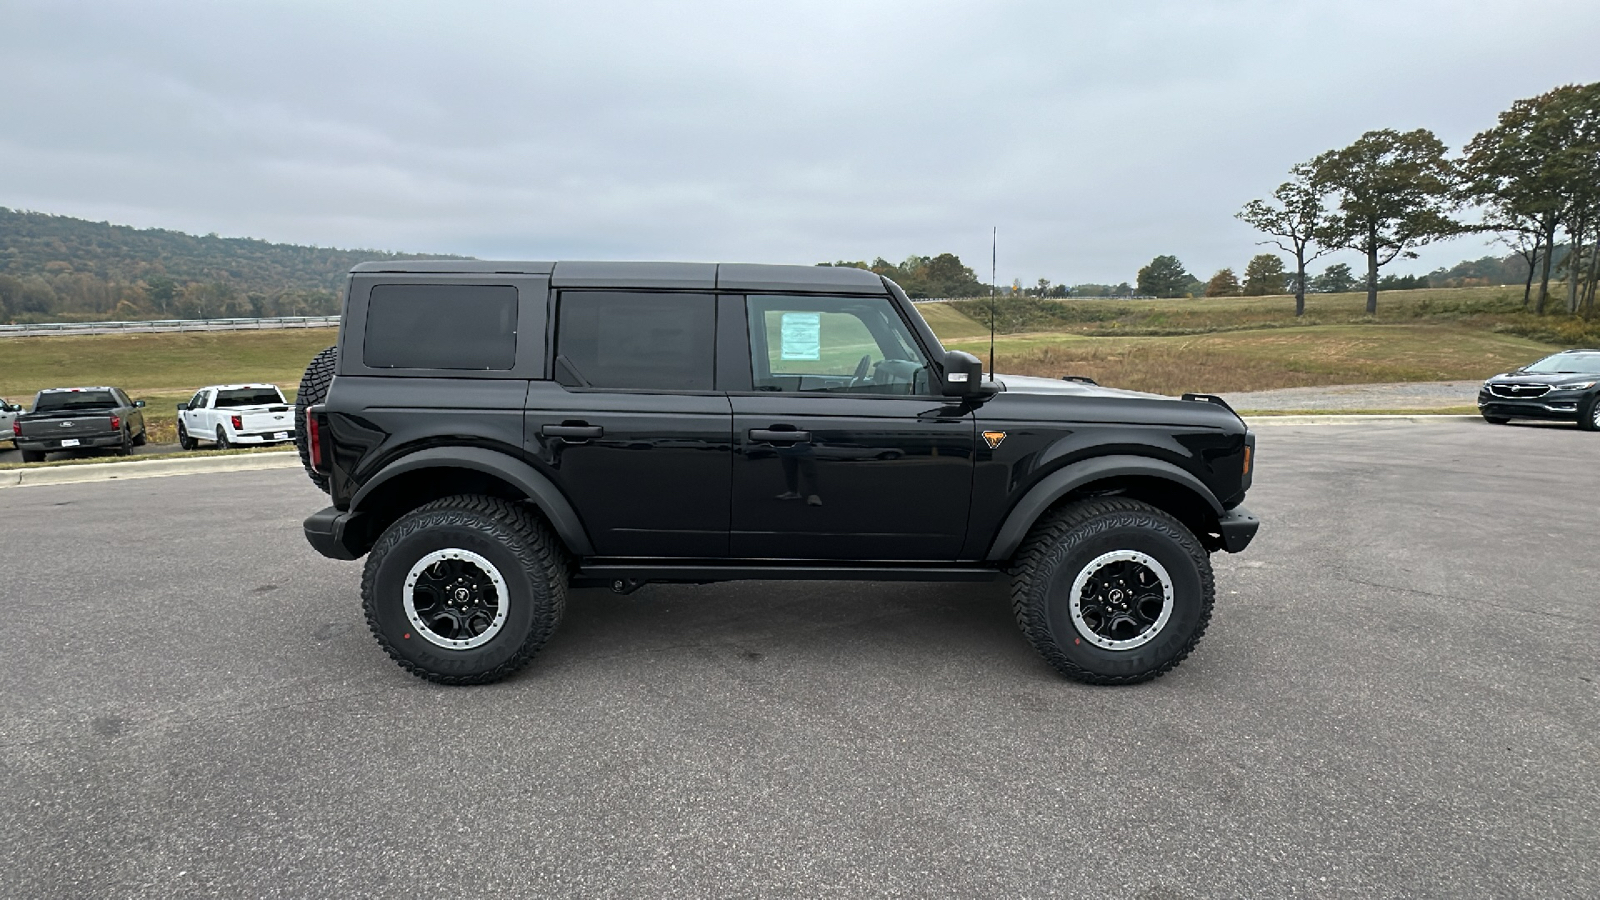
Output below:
[216,427,231,451]
[116,429,132,457]
[1010,497,1213,685]
[1482,415,1509,425]
[1580,395,1600,432]
[132,428,147,447]
[20,450,45,463]
[296,346,338,492]
[362,495,567,685]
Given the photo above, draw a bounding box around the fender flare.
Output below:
[350,445,595,556]
[984,454,1224,561]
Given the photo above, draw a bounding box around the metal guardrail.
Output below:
[0,316,340,337]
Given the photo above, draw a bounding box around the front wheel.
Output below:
[1580,395,1600,432]
[362,495,567,685]
[177,422,197,451]
[1010,497,1214,685]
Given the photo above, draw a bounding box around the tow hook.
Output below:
[610,578,646,595]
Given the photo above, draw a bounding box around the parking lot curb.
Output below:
[1242,414,1480,426]
[0,451,300,488]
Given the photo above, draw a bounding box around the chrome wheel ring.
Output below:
[1069,549,1175,651]
[403,548,508,650]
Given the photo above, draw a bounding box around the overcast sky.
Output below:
[4,0,1598,286]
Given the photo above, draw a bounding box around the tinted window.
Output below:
[746,295,931,395]
[556,292,715,391]
[364,284,518,370]
[35,390,117,411]
[216,387,285,407]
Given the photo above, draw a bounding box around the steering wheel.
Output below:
[848,354,873,387]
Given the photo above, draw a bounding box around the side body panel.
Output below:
[962,392,1251,559]
[729,394,975,560]
[524,383,733,558]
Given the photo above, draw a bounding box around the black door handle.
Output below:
[749,428,811,444]
[542,424,603,440]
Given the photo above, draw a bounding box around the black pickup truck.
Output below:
[297,261,1259,686]
[13,387,148,462]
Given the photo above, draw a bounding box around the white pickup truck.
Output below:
[1,397,20,445]
[177,384,295,450]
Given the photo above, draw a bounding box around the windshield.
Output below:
[215,387,285,408]
[1522,351,1600,375]
[34,390,117,412]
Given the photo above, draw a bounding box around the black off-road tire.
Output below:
[295,345,338,492]
[362,495,567,685]
[215,427,231,451]
[1482,415,1510,425]
[1580,395,1600,432]
[20,450,45,463]
[132,428,147,447]
[177,422,197,451]
[1010,497,1214,685]
[116,429,133,457]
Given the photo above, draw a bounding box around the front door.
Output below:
[525,290,733,558]
[728,294,975,560]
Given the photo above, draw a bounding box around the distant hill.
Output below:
[0,207,465,323]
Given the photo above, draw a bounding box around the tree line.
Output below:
[0,207,456,323]
[1237,81,1599,317]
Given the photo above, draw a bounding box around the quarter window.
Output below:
[746,295,931,395]
[555,292,716,391]
[363,284,518,370]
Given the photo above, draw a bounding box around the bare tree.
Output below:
[1237,163,1331,317]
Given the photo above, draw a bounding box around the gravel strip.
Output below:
[1221,380,1480,411]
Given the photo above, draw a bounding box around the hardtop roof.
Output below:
[348,260,888,294]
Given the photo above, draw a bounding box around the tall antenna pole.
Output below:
[989,226,997,382]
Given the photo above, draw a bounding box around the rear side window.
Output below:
[555,292,715,391]
[364,284,518,370]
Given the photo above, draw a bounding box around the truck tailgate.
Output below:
[18,413,115,441]
[235,407,294,434]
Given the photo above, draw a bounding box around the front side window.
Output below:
[364,284,518,370]
[189,391,208,410]
[555,292,716,391]
[746,295,931,395]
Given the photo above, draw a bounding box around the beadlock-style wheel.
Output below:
[1068,549,1175,650]
[402,548,508,650]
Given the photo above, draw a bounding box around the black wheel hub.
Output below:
[412,558,500,641]
[1078,559,1167,643]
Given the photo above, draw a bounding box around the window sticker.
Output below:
[780,312,821,361]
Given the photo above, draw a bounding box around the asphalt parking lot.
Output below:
[1,419,1596,899]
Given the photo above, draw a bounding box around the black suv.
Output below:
[1478,348,1600,430]
[298,261,1259,686]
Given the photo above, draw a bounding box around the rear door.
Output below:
[726,294,975,560]
[525,290,732,558]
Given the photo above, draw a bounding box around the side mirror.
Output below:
[134,400,146,408]
[940,350,999,399]
[176,402,188,411]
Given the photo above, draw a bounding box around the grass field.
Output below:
[0,286,1589,442]
[0,329,334,443]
